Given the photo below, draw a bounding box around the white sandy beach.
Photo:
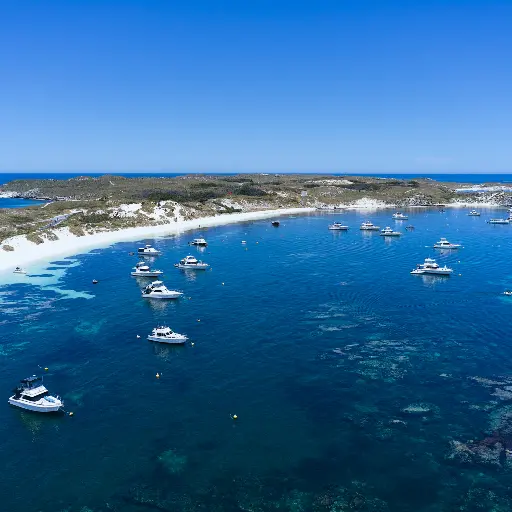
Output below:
[0,207,315,275]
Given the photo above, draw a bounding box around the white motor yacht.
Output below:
[328,222,349,231]
[174,255,210,270]
[488,218,510,224]
[392,212,408,220]
[13,267,27,274]
[141,281,183,299]
[189,238,208,246]
[468,210,481,216]
[433,238,461,249]
[411,258,453,276]
[360,221,380,231]
[147,326,187,344]
[137,244,161,255]
[131,261,164,277]
[8,376,63,413]
[380,226,401,237]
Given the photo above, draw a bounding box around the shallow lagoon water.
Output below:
[1,208,512,511]
[0,197,47,208]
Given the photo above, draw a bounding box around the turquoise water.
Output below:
[2,209,512,511]
[0,197,47,208]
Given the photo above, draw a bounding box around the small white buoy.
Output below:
[44,367,49,372]
[197,319,201,322]
[69,412,74,417]
[191,342,195,346]
[222,282,225,286]
[156,373,160,379]
[231,414,238,420]
[136,335,141,339]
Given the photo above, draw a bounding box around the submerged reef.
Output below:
[158,448,188,475]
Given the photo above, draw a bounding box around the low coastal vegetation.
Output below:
[0,173,511,248]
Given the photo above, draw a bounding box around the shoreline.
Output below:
[0,207,315,275]
[0,200,505,276]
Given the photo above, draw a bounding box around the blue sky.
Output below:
[1,0,511,173]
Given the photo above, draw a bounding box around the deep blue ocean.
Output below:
[2,208,512,511]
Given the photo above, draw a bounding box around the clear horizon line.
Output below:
[1,170,512,175]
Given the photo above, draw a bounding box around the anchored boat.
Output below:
[174,255,210,270]
[380,226,401,237]
[488,218,510,224]
[433,238,461,249]
[189,238,208,246]
[137,244,161,255]
[328,222,349,231]
[131,261,164,277]
[411,258,453,276]
[360,221,380,231]
[147,326,187,344]
[142,281,183,299]
[8,376,63,413]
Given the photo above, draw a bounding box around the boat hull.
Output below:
[360,228,380,231]
[131,271,163,277]
[148,335,187,344]
[433,245,460,249]
[328,227,349,231]
[8,397,62,413]
[412,269,452,276]
[380,233,400,237]
[175,264,209,270]
[142,293,182,299]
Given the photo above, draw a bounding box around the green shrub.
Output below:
[69,225,85,237]
[44,231,59,241]
[234,184,267,197]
